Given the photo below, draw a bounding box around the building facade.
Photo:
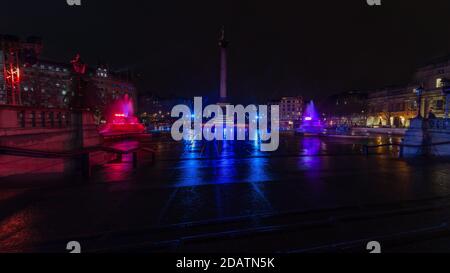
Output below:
[92,66,137,108]
[364,57,450,128]
[366,86,417,128]
[20,60,72,108]
[1,35,138,123]
[366,59,448,128]
[278,97,303,130]
[321,91,367,127]
[139,94,193,131]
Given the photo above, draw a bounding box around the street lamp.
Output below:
[413,86,424,119]
[441,78,450,119]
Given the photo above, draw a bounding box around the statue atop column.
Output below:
[71,53,87,75]
[218,26,229,104]
[218,26,229,49]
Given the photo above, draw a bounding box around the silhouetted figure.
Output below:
[71,53,87,75]
[428,109,437,119]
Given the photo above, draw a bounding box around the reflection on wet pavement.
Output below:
[1,133,450,252]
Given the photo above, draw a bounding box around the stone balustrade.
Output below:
[427,118,450,131]
[0,105,113,178]
[403,117,450,157]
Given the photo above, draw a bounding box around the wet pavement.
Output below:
[1,133,450,252]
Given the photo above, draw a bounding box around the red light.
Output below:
[6,67,20,84]
[100,113,145,135]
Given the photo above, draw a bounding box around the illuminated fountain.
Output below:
[99,94,145,136]
[297,101,325,136]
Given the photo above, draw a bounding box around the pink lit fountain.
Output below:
[99,94,146,136]
[297,101,325,136]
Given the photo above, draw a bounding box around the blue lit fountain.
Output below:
[297,101,325,136]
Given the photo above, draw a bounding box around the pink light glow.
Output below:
[304,117,312,121]
[99,94,145,135]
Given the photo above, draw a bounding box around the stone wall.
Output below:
[403,118,450,157]
[0,106,115,178]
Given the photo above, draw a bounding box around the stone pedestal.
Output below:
[402,118,427,157]
[403,118,450,157]
[427,119,450,157]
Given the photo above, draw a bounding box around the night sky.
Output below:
[2,0,450,103]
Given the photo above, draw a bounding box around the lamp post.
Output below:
[413,86,424,119]
[442,79,450,119]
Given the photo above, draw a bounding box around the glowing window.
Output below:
[436,78,443,88]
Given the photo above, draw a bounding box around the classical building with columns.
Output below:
[366,86,418,128]
[366,58,449,128]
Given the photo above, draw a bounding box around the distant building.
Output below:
[0,35,138,122]
[365,56,450,128]
[1,35,43,105]
[139,94,193,131]
[366,86,418,128]
[90,65,138,117]
[321,91,367,127]
[411,59,448,117]
[274,97,303,130]
[20,60,72,108]
[345,56,450,128]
